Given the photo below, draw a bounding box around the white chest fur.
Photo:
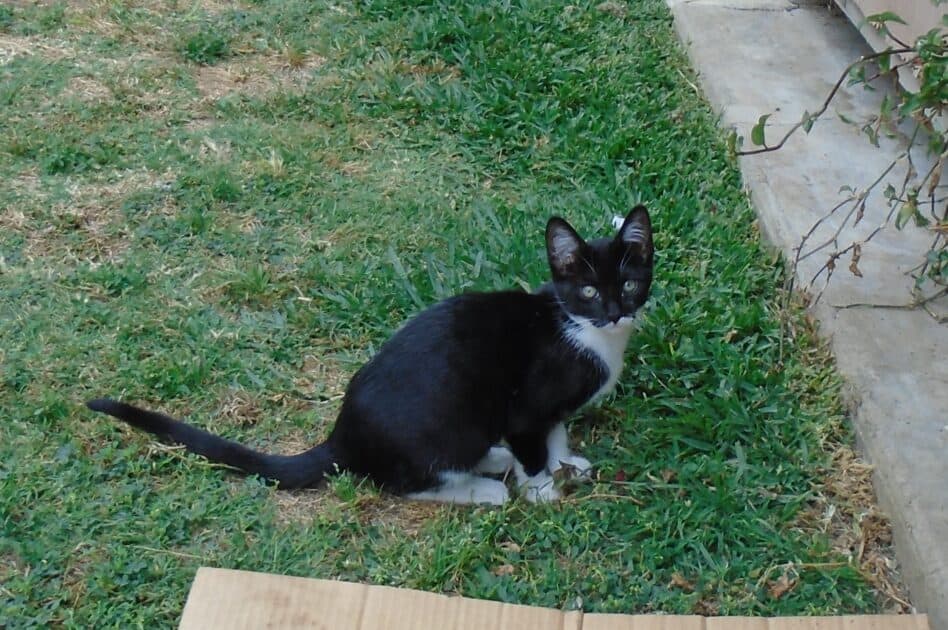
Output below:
[565,317,634,402]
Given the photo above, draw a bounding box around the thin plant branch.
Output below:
[831,286,948,310]
[736,47,912,157]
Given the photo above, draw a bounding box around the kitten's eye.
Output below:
[622,280,638,293]
[580,285,599,299]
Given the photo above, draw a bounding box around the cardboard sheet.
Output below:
[179,567,929,630]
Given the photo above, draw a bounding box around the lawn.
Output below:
[0,0,903,626]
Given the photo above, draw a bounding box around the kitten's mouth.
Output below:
[595,318,634,331]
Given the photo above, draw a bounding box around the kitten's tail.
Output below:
[86,398,339,489]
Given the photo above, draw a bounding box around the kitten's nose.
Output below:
[606,303,621,323]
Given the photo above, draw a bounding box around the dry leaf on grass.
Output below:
[693,598,720,616]
[669,572,694,592]
[768,571,797,600]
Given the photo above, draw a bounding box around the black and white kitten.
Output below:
[87,206,654,504]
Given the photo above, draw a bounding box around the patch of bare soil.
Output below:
[10,169,176,265]
[193,53,327,102]
[275,486,443,536]
[292,354,348,405]
[0,33,77,66]
[61,75,112,102]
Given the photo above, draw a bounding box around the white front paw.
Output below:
[525,479,562,503]
[514,464,561,503]
[549,454,593,479]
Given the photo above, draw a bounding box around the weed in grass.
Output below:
[85,262,149,297]
[179,28,231,65]
[284,43,308,70]
[225,264,274,304]
[40,137,123,175]
[0,5,13,30]
[207,167,242,202]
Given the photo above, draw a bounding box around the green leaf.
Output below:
[900,93,923,116]
[877,50,892,73]
[865,11,908,26]
[896,202,914,229]
[848,64,869,87]
[751,114,770,147]
[896,195,918,229]
[801,110,815,133]
[880,93,893,121]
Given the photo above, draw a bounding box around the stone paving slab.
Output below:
[665,1,948,628]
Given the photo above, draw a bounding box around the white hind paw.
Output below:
[468,478,510,505]
[406,473,509,506]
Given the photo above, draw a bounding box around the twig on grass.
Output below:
[130,545,203,560]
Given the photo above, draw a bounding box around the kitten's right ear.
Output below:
[617,205,653,262]
[546,217,584,276]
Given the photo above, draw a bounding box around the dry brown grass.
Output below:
[776,293,912,611]
[192,53,327,102]
[20,169,176,264]
[0,33,77,65]
[292,354,348,404]
[798,444,912,612]
[274,484,444,535]
[1,168,175,269]
[216,388,267,428]
[61,75,112,101]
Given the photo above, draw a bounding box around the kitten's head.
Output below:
[545,205,654,329]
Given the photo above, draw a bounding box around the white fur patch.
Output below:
[407,472,509,505]
[564,316,634,401]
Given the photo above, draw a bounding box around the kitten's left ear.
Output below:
[617,205,653,261]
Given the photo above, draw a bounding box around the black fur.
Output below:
[87,207,654,496]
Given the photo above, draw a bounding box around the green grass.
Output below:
[0,0,892,626]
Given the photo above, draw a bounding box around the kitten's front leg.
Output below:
[546,423,593,479]
[507,432,561,503]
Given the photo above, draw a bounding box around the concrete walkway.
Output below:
[664,1,948,628]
